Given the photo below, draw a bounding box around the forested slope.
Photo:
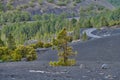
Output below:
[0,0,120,45]
[0,0,120,63]
[107,0,120,8]
[1,7,120,44]
[0,0,116,16]
[38,34,120,61]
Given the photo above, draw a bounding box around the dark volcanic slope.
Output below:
[38,34,120,62]
[1,34,120,80]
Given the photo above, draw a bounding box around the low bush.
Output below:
[43,43,52,48]
[34,41,44,48]
[30,41,52,49]
[14,45,37,61]
[0,47,11,62]
[73,0,81,3]
[0,45,37,62]
[82,32,88,41]
[49,59,76,66]
[11,51,22,61]
[56,1,67,6]
[0,38,4,47]
[47,0,54,3]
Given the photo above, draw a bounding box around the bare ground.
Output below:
[1,34,120,80]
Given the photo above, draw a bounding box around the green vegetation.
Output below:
[0,39,4,47]
[73,0,81,3]
[82,32,88,41]
[47,0,54,3]
[0,45,37,62]
[49,28,77,66]
[107,0,120,7]
[0,0,120,64]
[56,1,67,6]
[1,7,120,44]
[38,0,44,5]
[7,34,16,50]
[0,10,30,24]
[1,14,78,44]
[0,33,37,62]
[14,45,37,61]
[30,41,52,49]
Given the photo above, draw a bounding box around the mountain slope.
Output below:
[107,0,120,8]
[0,0,116,15]
[38,34,120,62]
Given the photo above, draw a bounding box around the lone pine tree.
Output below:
[0,31,4,47]
[0,37,4,47]
[7,33,16,50]
[49,28,77,66]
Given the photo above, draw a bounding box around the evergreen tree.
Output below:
[82,32,88,41]
[49,28,77,66]
[0,38,4,47]
[0,30,4,47]
[7,33,16,50]
[100,16,109,27]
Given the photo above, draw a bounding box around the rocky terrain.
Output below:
[1,33,120,80]
[1,0,115,16]
[0,0,120,80]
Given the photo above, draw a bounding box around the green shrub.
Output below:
[38,0,43,5]
[49,59,76,66]
[26,49,37,61]
[14,45,26,57]
[11,51,22,61]
[0,47,9,56]
[0,44,37,62]
[31,0,35,2]
[0,47,11,62]
[30,41,44,49]
[0,38,4,47]
[56,1,67,6]
[30,44,36,49]
[7,33,16,50]
[35,41,44,48]
[1,55,11,62]
[47,0,54,3]
[82,32,88,41]
[71,18,77,24]
[68,36,73,42]
[6,3,14,10]
[73,0,81,3]
[29,1,34,7]
[14,45,37,61]
[43,43,52,48]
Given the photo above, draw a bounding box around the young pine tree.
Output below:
[82,32,88,41]
[0,31,4,47]
[0,37,4,47]
[7,33,16,50]
[49,28,77,66]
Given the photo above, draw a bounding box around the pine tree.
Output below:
[82,32,88,41]
[0,38,4,47]
[7,33,16,50]
[0,30,4,47]
[49,28,77,66]
[100,16,109,27]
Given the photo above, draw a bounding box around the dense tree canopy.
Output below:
[0,6,120,45]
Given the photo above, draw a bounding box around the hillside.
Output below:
[0,0,120,79]
[107,0,120,8]
[0,0,120,45]
[0,0,115,16]
[37,34,120,61]
[1,34,120,80]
